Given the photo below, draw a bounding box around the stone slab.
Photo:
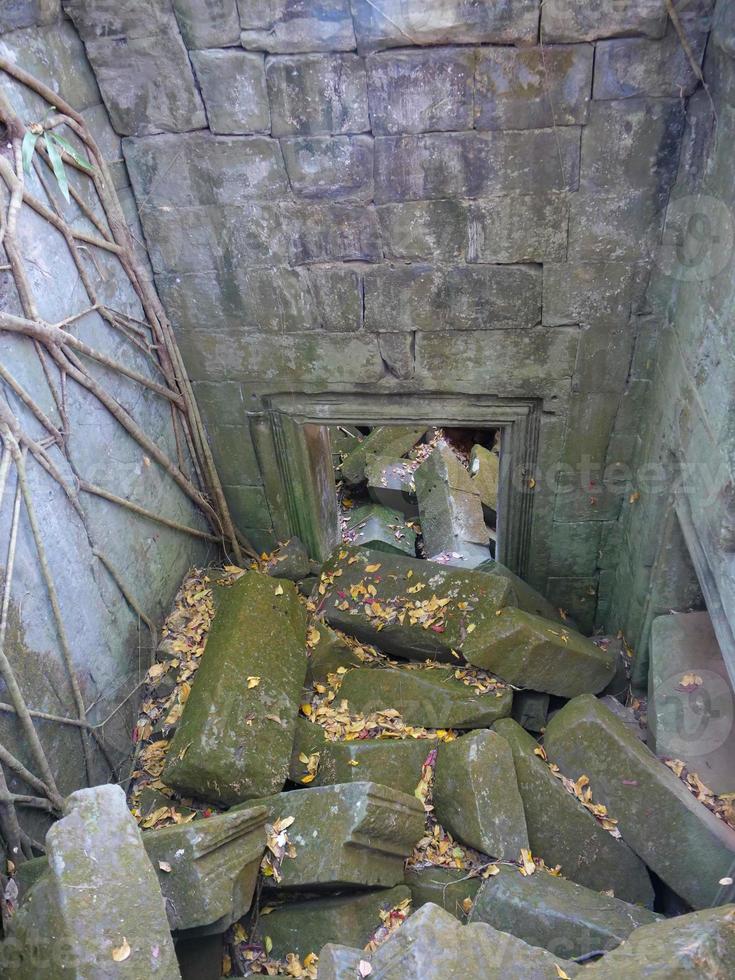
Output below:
[468,193,569,264]
[594,33,706,100]
[288,202,382,264]
[404,866,481,920]
[190,50,269,134]
[239,0,356,53]
[434,730,529,859]
[163,573,307,805]
[415,442,490,558]
[344,503,417,557]
[541,0,669,42]
[314,738,432,795]
[377,200,468,260]
[237,782,425,890]
[266,52,369,136]
[172,0,240,48]
[281,135,373,201]
[494,718,655,907]
[340,426,425,485]
[336,665,513,728]
[469,866,658,960]
[543,695,735,909]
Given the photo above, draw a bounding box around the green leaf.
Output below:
[21,131,39,174]
[44,134,70,203]
[46,132,94,174]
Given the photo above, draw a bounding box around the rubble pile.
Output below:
[2,534,735,978]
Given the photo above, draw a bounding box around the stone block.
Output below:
[469,866,658,959]
[434,730,529,858]
[468,193,569,263]
[287,202,381,264]
[336,665,513,728]
[462,607,616,697]
[174,934,222,980]
[375,129,581,201]
[263,537,311,580]
[567,188,667,261]
[377,332,416,381]
[351,0,540,52]
[404,867,481,920]
[377,200,468,260]
[222,485,272,529]
[548,522,603,577]
[253,885,411,958]
[143,806,267,935]
[314,738,431,795]
[0,0,59,33]
[474,560,567,624]
[319,545,516,663]
[340,426,425,485]
[541,0,669,42]
[366,455,418,515]
[363,265,542,332]
[172,0,240,48]
[544,577,599,634]
[318,944,364,980]
[80,102,126,189]
[510,691,550,733]
[190,50,269,134]
[542,262,637,325]
[239,0,356,52]
[163,573,307,805]
[308,265,364,331]
[494,718,655,906]
[649,611,735,794]
[266,53,369,136]
[281,135,373,200]
[582,906,735,978]
[580,99,686,196]
[475,45,593,130]
[240,782,425,889]
[2,785,179,978]
[304,623,362,686]
[123,133,289,207]
[289,715,328,784]
[366,47,474,135]
[594,33,706,100]
[415,441,490,558]
[543,695,735,908]
[344,503,417,556]
[469,444,499,518]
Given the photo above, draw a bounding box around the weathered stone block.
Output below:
[469,444,499,518]
[377,200,468,260]
[344,503,417,556]
[594,32,707,100]
[366,47,474,135]
[163,573,307,805]
[363,265,542,332]
[567,188,667,261]
[123,133,289,207]
[308,265,363,331]
[366,455,418,515]
[281,135,373,200]
[542,261,637,325]
[377,332,416,381]
[582,906,735,978]
[318,944,364,980]
[494,718,655,906]
[434,730,529,858]
[287,202,381,264]
[541,0,669,42]
[253,886,411,958]
[463,607,616,696]
[375,129,581,201]
[172,0,240,48]
[264,536,311,580]
[319,546,516,663]
[289,715,328,783]
[340,426,425,485]
[336,664,513,728]
[190,50,269,134]
[468,194,569,263]
[351,0,540,52]
[475,45,593,130]
[240,782,425,889]
[510,690,550,733]
[239,0,356,52]
[314,737,431,795]
[544,695,735,909]
[266,53,369,136]
[475,559,567,624]
[143,806,267,935]
[415,441,490,558]
[404,867,481,920]
[0,0,59,33]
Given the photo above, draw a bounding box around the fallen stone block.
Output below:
[3,785,180,978]
[163,572,307,805]
[253,885,411,958]
[340,425,426,485]
[318,944,365,980]
[511,690,550,733]
[404,866,481,920]
[470,444,499,518]
[543,695,735,909]
[238,782,425,890]
[598,635,631,701]
[414,441,490,560]
[143,805,267,935]
[314,737,432,795]
[344,503,417,557]
[468,866,658,960]
[599,695,646,742]
[582,905,735,977]
[289,715,329,785]
[434,730,528,859]
[305,621,363,685]
[330,423,363,458]
[475,558,567,623]
[263,537,311,580]
[366,455,418,516]
[494,718,654,907]
[318,545,516,663]
[336,665,512,728]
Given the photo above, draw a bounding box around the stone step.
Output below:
[366,454,419,516]
[344,502,417,556]
[468,865,658,960]
[335,664,512,728]
[543,694,735,909]
[493,718,654,907]
[404,866,481,920]
[434,730,529,859]
[340,425,426,485]
[163,572,307,806]
[236,782,425,890]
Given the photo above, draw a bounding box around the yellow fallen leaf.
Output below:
[112,939,131,962]
[461,897,473,913]
[158,861,172,873]
[555,968,571,979]
[301,773,316,783]
[348,759,360,767]
[365,563,381,573]
[301,703,313,717]
[247,676,261,688]
[264,936,273,954]
[274,583,284,595]
[466,623,476,633]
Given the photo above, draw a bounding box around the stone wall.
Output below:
[608,0,735,684]
[58,1,712,630]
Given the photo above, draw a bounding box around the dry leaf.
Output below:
[112,939,131,962]
[359,961,373,977]
[274,583,284,595]
[365,563,381,573]
[247,675,261,688]
[158,861,172,873]
[555,968,571,979]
